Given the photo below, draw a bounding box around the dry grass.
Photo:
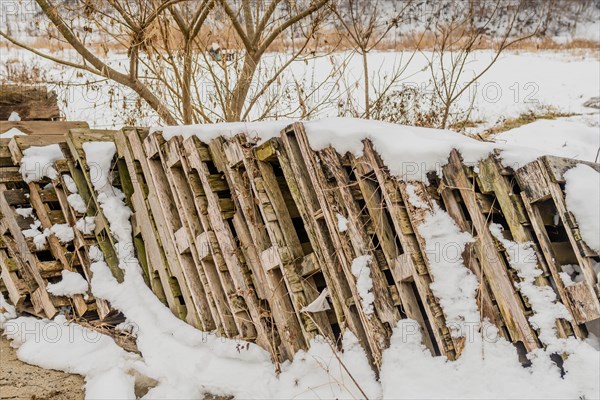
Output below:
[269,29,600,53]
[7,25,599,55]
[481,107,577,139]
[449,118,486,131]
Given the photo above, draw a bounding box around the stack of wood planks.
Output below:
[1,121,599,370]
[0,85,61,121]
[0,122,114,320]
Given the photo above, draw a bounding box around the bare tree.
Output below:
[1,0,330,125]
[426,0,544,129]
[331,0,414,118]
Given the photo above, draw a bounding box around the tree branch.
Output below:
[35,0,177,124]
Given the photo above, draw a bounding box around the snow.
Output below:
[495,117,600,170]
[406,184,429,209]
[50,223,74,243]
[417,204,479,338]
[19,144,64,182]
[82,142,133,250]
[350,255,375,316]
[0,292,17,329]
[564,164,600,253]
[82,141,116,193]
[76,216,96,235]
[336,213,348,232]
[68,193,88,213]
[14,207,33,218]
[151,108,597,187]
[134,115,599,186]
[155,117,495,183]
[560,264,584,284]
[47,270,89,297]
[3,315,141,399]
[8,111,21,121]
[88,247,380,399]
[490,223,572,346]
[380,319,600,399]
[0,127,26,138]
[63,174,79,193]
[151,120,291,143]
[305,118,494,182]
[22,220,50,250]
[559,271,575,287]
[168,114,563,187]
[89,245,104,263]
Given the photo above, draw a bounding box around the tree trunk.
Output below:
[227,52,260,121]
[182,41,193,124]
[362,50,370,119]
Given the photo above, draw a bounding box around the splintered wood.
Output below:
[1,121,599,370]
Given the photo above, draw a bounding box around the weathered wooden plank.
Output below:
[116,129,183,317]
[0,167,21,183]
[541,155,600,183]
[0,121,88,135]
[0,249,28,309]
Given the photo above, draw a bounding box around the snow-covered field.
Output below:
[2,47,599,131]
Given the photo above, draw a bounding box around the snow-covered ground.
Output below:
[2,46,599,130]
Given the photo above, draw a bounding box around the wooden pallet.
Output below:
[442,150,540,352]
[114,128,187,320]
[477,155,580,340]
[180,134,281,345]
[515,155,600,325]
[217,135,306,360]
[1,134,87,318]
[148,133,236,337]
[360,139,465,359]
[51,162,111,319]
[281,124,403,366]
[119,128,207,330]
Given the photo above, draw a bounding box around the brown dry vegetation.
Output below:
[15,28,600,54]
[481,107,578,139]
